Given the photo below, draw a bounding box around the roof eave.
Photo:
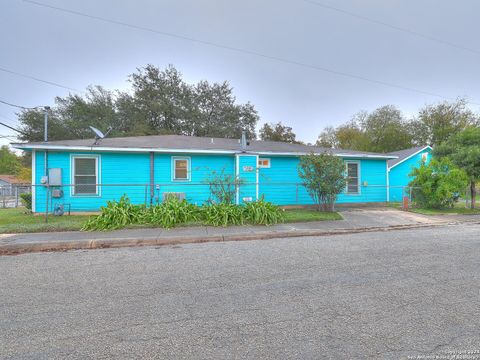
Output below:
[387,145,432,170]
[12,143,399,159]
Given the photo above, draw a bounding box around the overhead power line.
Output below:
[0,98,43,110]
[303,0,480,55]
[0,66,76,91]
[0,121,26,135]
[22,0,478,105]
[0,134,18,140]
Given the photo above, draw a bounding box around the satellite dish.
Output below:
[89,126,105,139]
[89,126,112,145]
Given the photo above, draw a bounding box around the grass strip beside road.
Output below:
[0,208,342,234]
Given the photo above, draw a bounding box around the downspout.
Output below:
[386,164,390,202]
[150,152,154,205]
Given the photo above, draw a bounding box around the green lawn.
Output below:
[0,207,342,233]
[283,208,343,222]
[389,202,480,215]
[0,208,89,233]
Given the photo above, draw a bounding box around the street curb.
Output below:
[0,221,469,256]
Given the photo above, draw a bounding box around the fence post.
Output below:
[15,187,18,208]
[45,186,49,223]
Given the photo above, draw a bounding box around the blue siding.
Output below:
[32,150,390,212]
[258,156,388,205]
[153,154,235,205]
[388,148,431,202]
[237,155,258,204]
[35,151,150,212]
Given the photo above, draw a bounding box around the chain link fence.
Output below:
[5,182,476,217]
[0,185,32,209]
[2,182,395,214]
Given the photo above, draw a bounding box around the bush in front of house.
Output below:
[297,152,347,212]
[20,193,32,211]
[409,158,468,209]
[82,195,285,230]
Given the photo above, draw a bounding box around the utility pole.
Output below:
[44,106,50,142]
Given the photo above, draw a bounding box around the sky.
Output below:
[1,0,480,148]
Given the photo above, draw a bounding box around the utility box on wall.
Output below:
[48,168,62,186]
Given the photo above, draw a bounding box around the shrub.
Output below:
[204,168,244,204]
[202,203,245,227]
[20,193,32,210]
[82,195,145,231]
[298,152,346,211]
[409,158,468,209]
[243,198,284,225]
[144,196,200,229]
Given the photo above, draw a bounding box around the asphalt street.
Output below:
[1,224,480,359]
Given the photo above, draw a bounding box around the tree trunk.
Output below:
[471,180,476,209]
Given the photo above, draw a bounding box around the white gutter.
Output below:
[12,144,238,155]
[12,144,398,159]
[255,151,398,159]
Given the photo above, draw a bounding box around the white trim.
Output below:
[70,154,101,197]
[255,154,259,200]
[386,161,390,202]
[345,160,361,195]
[388,146,432,170]
[31,150,36,213]
[12,144,398,159]
[258,157,271,168]
[235,154,240,205]
[171,156,191,181]
[13,144,238,155]
[255,151,397,159]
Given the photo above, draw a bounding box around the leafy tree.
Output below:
[18,64,259,141]
[0,145,21,174]
[409,158,468,209]
[360,105,413,152]
[434,127,480,208]
[259,122,299,143]
[316,126,337,148]
[297,152,346,211]
[316,106,412,152]
[18,86,120,142]
[410,98,478,146]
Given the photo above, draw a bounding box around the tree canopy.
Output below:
[259,122,299,143]
[316,105,412,152]
[18,65,259,142]
[0,145,21,174]
[316,99,479,152]
[434,127,480,208]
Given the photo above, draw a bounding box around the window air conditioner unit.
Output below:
[162,192,186,201]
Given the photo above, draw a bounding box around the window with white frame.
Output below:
[172,157,190,181]
[73,156,99,195]
[258,158,270,168]
[346,161,360,194]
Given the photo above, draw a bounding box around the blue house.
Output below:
[387,146,432,202]
[13,134,398,213]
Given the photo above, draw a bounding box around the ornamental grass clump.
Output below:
[202,203,245,227]
[82,195,145,231]
[243,198,284,225]
[144,196,200,229]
